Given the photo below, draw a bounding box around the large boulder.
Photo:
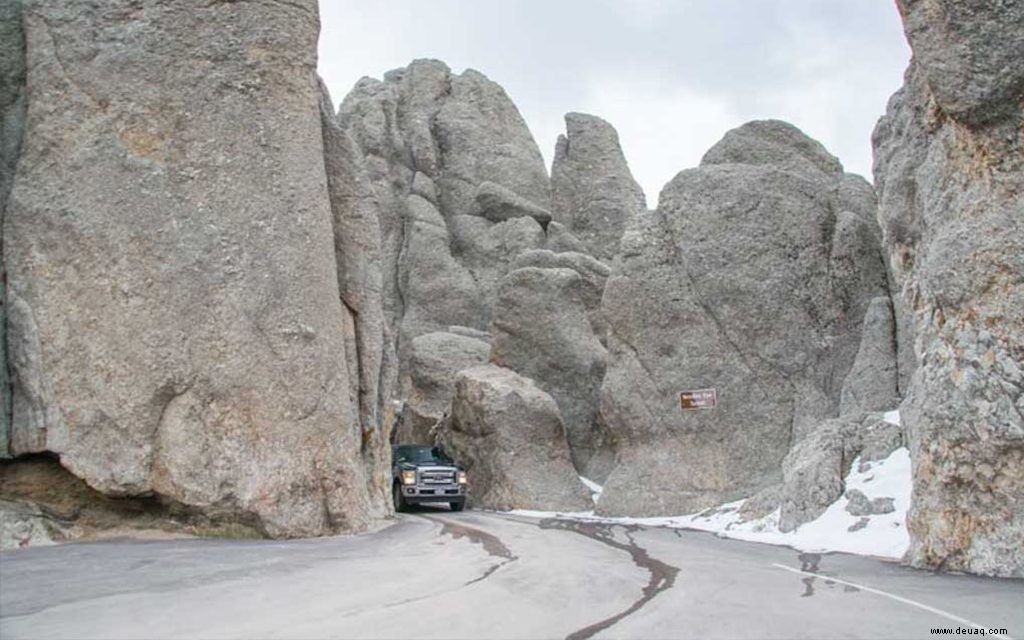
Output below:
[396,331,490,444]
[438,365,591,511]
[2,0,388,536]
[598,120,892,516]
[490,266,613,481]
[551,113,646,261]
[872,0,1024,577]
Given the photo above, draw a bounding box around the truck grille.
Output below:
[419,469,456,485]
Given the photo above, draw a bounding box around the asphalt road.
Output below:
[1,509,1021,639]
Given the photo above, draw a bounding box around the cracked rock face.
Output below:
[0,0,27,459]
[490,265,614,482]
[3,0,389,536]
[873,0,1024,577]
[551,113,646,261]
[339,60,551,383]
[438,364,592,511]
[597,120,892,517]
[840,296,901,415]
[396,331,490,445]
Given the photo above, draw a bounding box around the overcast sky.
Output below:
[317,1,911,205]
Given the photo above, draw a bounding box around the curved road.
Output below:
[1,510,1021,639]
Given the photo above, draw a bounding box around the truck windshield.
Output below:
[394,446,452,464]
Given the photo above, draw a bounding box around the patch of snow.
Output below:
[883,408,901,426]
[578,476,603,504]
[509,447,912,560]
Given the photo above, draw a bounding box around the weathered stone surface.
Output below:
[319,80,395,512]
[411,171,438,205]
[873,0,1024,577]
[1,455,266,541]
[738,484,782,522]
[840,296,900,415]
[510,249,611,340]
[701,119,843,175]
[779,421,848,532]
[434,70,551,219]
[779,413,902,531]
[398,195,485,351]
[3,0,387,536]
[446,325,491,342]
[474,181,552,226]
[449,213,545,318]
[491,267,612,481]
[896,0,1024,126]
[551,113,646,261]
[395,331,490,445]
[0,0,26,458]
[339,60,550,378]
[598,121,891,517]
[336,74,411,368]
[544,221,588,255]
[438,365,591,511]
[0,499,65,550]
[844,489,895,517]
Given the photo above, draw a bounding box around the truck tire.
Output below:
[450,501,465,512]
[393,483,407,513]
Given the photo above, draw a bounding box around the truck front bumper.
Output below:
[402,485,466,504]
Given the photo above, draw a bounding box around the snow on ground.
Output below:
[512,410,911,560]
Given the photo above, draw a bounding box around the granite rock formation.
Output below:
[338,60,551,381]
[2,0,390,536]
[551,113,646,261]
[5,0,1019,579]
[490,266,613,482]
[319,80,395,511]
[872,0,1024,577]
[438,365,591,511]
[779,412,903,532]
[510,249,612,342]
[598,120,892,517]
[840,296,901,415]
[396,331,490,445]
[0,0,26,458]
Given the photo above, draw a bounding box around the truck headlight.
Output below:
[401,470,416,486]
[458,471,467,485]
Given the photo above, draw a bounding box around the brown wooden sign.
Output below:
[680,388,717,411]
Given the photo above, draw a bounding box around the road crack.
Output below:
[538,519,678,640]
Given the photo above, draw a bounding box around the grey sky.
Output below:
[317,1,911,205]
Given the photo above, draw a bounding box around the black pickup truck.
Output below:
[392,445,467,512]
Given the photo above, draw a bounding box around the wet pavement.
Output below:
[1,509,1021,639]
